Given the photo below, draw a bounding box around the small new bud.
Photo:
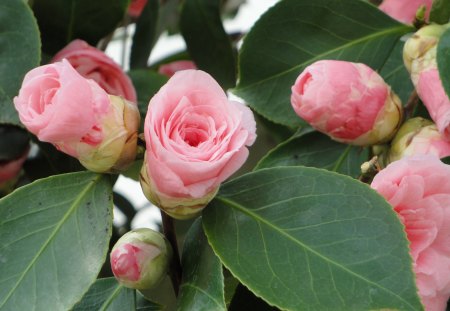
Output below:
[110,228,172,290]
[403,24,447,75]
[388,117,450,163]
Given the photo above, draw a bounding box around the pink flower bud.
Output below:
[0,148,29,184]
[158,60,197,77]
[371,155,450,310]
[128,0,148,18]
[52,40,137,103]
[14,60,140,173]
[110,228,172,289]
[140,70,256,219]
[291,60,402,146]
[379,0,433,24]
[388,117,450,163]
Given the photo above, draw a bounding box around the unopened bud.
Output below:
[78,95,140,173]
[291,60,403,146]
[403,24,447,75]
[110,228,172,290]
[388,117,450,163]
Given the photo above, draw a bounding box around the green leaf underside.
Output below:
[234,0,413,127]
[429,0,450,24]
[437,27,450,101]
[177,219,226,311]
[0,0,40,126]
[255,131,368,178]
[0,172,113,311]
[73,277,162,311]
[32,0,129,54]
[203,167,422,310]
[180,0,236,89]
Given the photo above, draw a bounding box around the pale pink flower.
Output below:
[379,0,433,24]
[140,70,256,219]
[0,149,29,183]
[371,155,450,310]
[291,60,402,146]
[14,60,139,173]
[158,60,197,77]
[52,40,137,103]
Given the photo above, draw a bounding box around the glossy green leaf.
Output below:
[32,0,129,54]
[177,219,226,311]
[430,0,450,24]
[380,38,414,104]
[73,278,162,311]
[0,172,113,311]
[0,0,40,126]
[180,0,236,89]
[130,0,159,69]
[256,131,367,178]
[234,0,413,127]
[203,167,422,310]
[437,27,450,101]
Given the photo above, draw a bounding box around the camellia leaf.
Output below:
[380,39,414,104]
[0,172,113,311]
[429,0,450,24]
[0,0,40,126]
[437,27,450,101]
[203,167,423,310]
[234,0,413,127]
[255,131,368,178]
[73,278,162,311]
[180,0,236,89]
[130,0,159,69]
[31,0,129,54]
[177,218,226,311]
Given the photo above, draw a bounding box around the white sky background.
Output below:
[110,0,278,230]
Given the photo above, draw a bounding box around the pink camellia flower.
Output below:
[291,60,402,146]
[140,70,256,219]
[158,60,197,77]
[0,148,29,183]
[379,0,433,24]
[388,117,450,163]
[416,69,450,139]
[14,60,140,173]
[111,228,172,289]
[128,0,148,18]
[371,155,450,310]
[52,39,137,103]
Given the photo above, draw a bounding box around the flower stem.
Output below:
[332,145,352,172]
[161,211,182,296]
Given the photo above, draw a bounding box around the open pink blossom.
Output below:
[110,229,171,289]
[291,60,402,146]
[379,0,433,24]
[52,40,137,103]
[371,155,450,310]
[14,60,139,173]
[158,60,197,77]
[140,70,256,219]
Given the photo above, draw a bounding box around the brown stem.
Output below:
[403,90,419,120]
[161,211,182,296]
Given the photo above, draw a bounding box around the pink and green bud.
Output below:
[379,0,433,24]
[291,60,403,146]
[388,117,450,163]
[110,228,172,290]
[403,24,447,79]
[14,61,140,173]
